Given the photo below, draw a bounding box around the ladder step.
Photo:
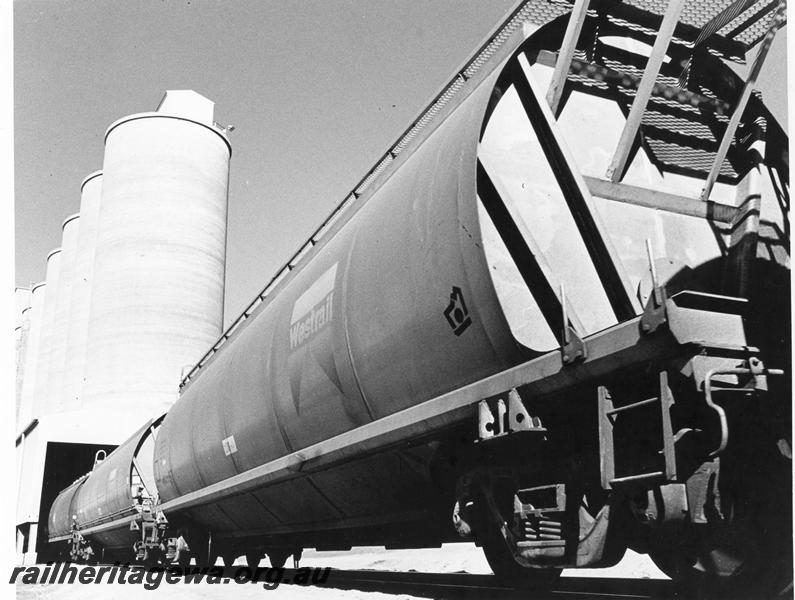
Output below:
[606,396,659,416]
[610,471,665,486]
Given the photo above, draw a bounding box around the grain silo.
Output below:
[62,172,103,410]
[14,288,31,409]
[15,287,32,400]
[15,287,30,325]
[49,214,80,413]
[32,249,61,417]
[15,307,30,414]
[17,282,45,429]
[82,90,230,423]
[17,91,231,565]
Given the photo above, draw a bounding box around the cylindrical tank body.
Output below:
[82,95,230,422]
[33,249,61,417]
[70,419,160,550]
[63,172,103,410]
[18,282,45,428]
[153,72,529,535]
[49,214,80,413]
[47,479,85,542]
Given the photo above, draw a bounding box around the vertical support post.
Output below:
[646,239,661,307]
[701,2,785,201]
[561,284,569,345]
[606,0,686,182]
[15,526,25,560]
[546,0,591,116]
[597,386,615,489]
[25,523,38,565]
[724,157,762,297]
[659,371,677,481]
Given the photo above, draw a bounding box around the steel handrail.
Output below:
[703,366,784,457]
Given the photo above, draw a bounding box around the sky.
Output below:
[13,0,788,329]
[13,0,520,326]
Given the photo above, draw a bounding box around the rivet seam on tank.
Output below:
[222,436,238,456]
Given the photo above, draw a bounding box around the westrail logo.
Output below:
[289,264,338,351]
[289,292,334,350]
[444,286,472,336]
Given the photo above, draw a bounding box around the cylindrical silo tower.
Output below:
[63,172,103,411]
[18,282,45,429]
[16,306,31,417]
[14,287,32,410]
[32,249,61,417]
[15,287,31,326]
[49,214,80,413]
[82,90,230,423]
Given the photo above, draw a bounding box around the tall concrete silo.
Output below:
[63,172,103,410]
[14,288,32,408]
[82,90,230,423]
[32,249,61,417]
[15,287,30,325]
[16,306,31,417]
[49,214,80,413]
[18,282,45,429]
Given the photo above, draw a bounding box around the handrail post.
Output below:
[546,0,591,116]
[605,0,686,182]
[701,2,785,201]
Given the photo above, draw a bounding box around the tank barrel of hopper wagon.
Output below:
[44,2,790,598]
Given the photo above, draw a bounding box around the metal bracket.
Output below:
[562,327,587,363]
[93,449,107,467]
[640,240,668,334]
[478,391,546,441]
[478,400,496,440]
[560,284,587,363]
[748,356,769,391]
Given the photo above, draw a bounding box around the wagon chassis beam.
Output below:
[156,291,747,516]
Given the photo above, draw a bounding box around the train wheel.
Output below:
[185,530,216,567]
[650,449,792,599]
[481,523,562,589]
[474,483,562,589]
[245,552,262,569]
[222,553,238,568]
[650,533,792,600]
[192,550,217,568]
[267,549,290,569]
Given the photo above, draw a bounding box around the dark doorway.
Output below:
[35,441,116,562]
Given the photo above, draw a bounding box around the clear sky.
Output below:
[13,0,519,326]
[13,0,788,328]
